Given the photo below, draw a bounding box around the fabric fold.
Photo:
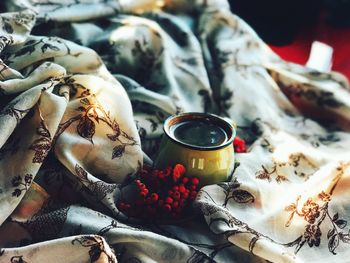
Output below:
[0,1,350,263]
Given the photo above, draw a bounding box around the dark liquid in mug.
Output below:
[170,120,227,147]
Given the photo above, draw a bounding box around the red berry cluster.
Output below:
[233,136,247,153]
[117,164,200,221]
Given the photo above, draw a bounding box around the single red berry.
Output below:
[190,185,197,191]
[140,191,147,198]
[178,184,186,193]
[142,188,149,195]
[151,193,159,202]
[138,183,146,189]
[173,164,186,182]
[182,192,189,199]
[191,177,199,186]
[165,197,174,204]
[174,164,186,175]
[173,186,179,191]
[182,177,189,184]
[173,201,179,208]
[164,204,172,212]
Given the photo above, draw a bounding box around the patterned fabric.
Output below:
[0,0,350,262]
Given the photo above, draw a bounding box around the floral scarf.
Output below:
[0,0,350,262]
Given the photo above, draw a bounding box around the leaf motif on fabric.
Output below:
[112,144,125,159]
[146,118,158,132]
[10,256,28,263]
[334,219,347,229]
[72,235,115,263]
[111,121,120,134]
[88,108,99,123]
[24,39,37,46]
[107,133,118,141]
[11,175,22,187]
[282,164,350,255]
[328,234,339,255]
[11,174,32,197]
[97,220,118,236]
[231,190,255,203]
[30,138,51,152]
[12,188,22,197]
[198,89,211,112]
[29,120,52,163]
[248,236,259,253]
[217,179,240,193]
[89,245,102,262]
[14,45,36,57]
[77,116,95,143]
[41,43,60,53]
[328,228,335,239]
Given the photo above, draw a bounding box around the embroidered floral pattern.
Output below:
[29,119,52,163]
[217,178,255,207]
[0,2,349,263]
[11,174,33,197]
[72,235,115,263]
[55,93,137,160]
[255,164,289,183]
[284,162,350,254]
[256,153,317,183]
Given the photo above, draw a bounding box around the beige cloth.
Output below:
[0,1,350,263]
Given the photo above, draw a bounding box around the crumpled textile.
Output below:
[0,0,350,263]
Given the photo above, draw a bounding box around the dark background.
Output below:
[229,0,350,45]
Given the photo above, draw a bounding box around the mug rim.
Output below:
[163,112,236,151]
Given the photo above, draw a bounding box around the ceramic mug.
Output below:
[154,112,236,186]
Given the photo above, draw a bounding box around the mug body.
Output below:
[154,112,235,186]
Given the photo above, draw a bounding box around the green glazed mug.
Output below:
[154,112,236,186]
